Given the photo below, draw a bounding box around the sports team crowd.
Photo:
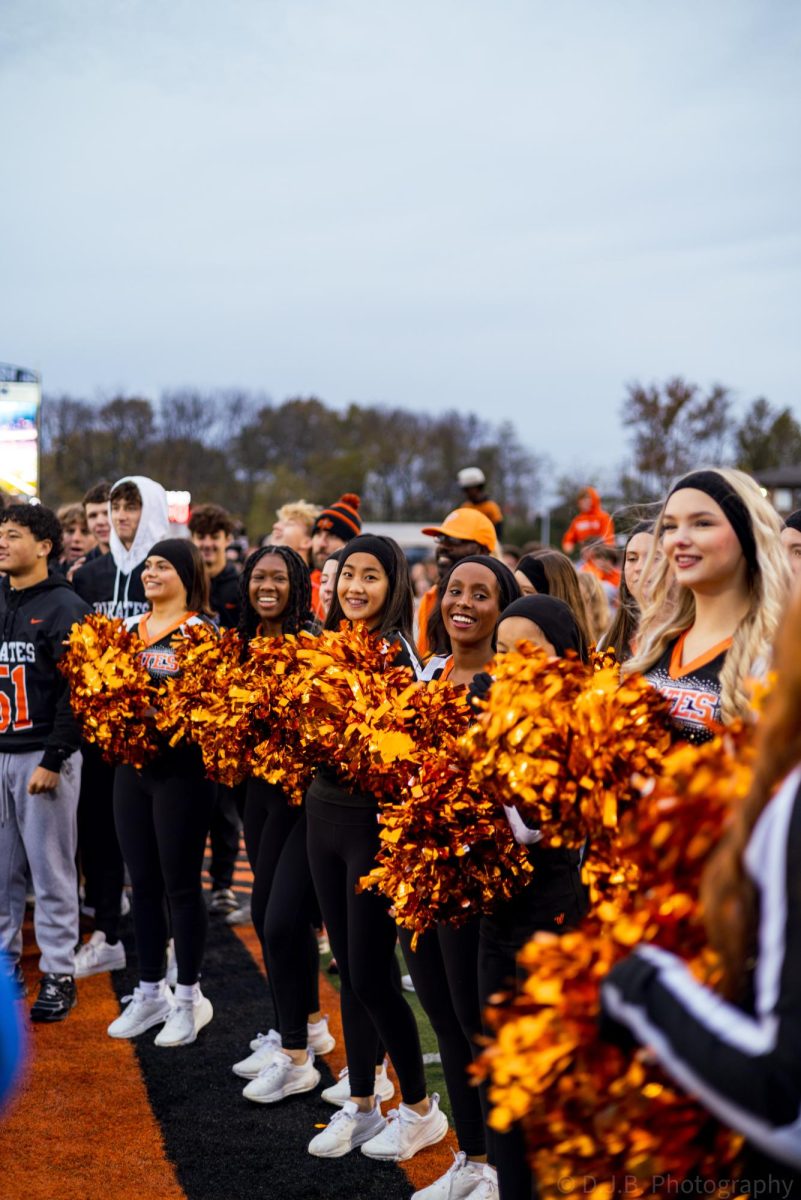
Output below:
[2,461,801,1199]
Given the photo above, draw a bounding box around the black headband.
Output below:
[784,509,801,534]
[668,471,758,572]
[147,538,197,599]
[443,554,521,612]
[515,554,550,595]
[338,534,397,583]
[500,595,586,660]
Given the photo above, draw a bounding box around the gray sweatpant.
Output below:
[0,749,82,976]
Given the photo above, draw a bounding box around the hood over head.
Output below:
[580,486,603,513]
[108,476,171,575]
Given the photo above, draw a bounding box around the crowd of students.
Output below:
[1,466,801,1199]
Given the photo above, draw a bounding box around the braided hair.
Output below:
[238,544,313,647]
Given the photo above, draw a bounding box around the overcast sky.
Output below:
[2,0,799,479]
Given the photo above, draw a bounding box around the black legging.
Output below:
[114,749,214,986]
[478,847,589,1200]
[242,779,320,1049]
[398,919,486,1156]
[78,742,125,943]
[306,786,426,1102]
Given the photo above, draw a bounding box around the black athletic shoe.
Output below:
[30,974,77,1023]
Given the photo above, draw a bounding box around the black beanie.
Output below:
[147,538,197,600]
[500,595,588,662]
[784,509,801,534]
[313,493,362,543]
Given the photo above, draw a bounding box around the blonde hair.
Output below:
[276,500,321,534]
[624,467,791,721]
[57,502,88,533]
[578,571,611,645]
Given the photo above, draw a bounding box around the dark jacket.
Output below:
[210,564,242,630]
[0,572,90,770]
[73,553,148,620]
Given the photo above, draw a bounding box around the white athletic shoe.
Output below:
[107,987,174,1039]
[165,939,178,987]
[361,1093,448,1162]
[307,1016,335,1056]
[401,974,416,992]
[233,1029,283,1078]
[321,1061,395,1107]
[154,994,213,1047]
[308,1100,386,1159]
[74,930,127,978]
[411,1150,487,1199]
[249,1027,282,1053]
[470,1166,500,1199]
[242,1050,320,1104]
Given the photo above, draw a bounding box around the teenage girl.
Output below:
[305,535,447,1162]
[624,469,790,740]
[602,567,801,1194]
[514,550,593,649]
[231,546,336,1103]
[481,594,591,1200]
[404,555,519,1200]
[600,522,655,661]
[108,539,217,1048]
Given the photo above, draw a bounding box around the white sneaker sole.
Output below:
[108,1005,172,1039]
[361,1111,449,1161]
[244,1067,321,1104]
[154,1000,213,1048]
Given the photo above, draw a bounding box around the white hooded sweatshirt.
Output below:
[107,475,171,615]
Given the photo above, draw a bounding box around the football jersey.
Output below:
[644,631,731,744]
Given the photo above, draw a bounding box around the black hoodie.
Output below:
[210,563,242,630]
[73,552,148,619]
[0,573,90,770]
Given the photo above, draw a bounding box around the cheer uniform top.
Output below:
[602,765,801,1172]
[124,612,214,681]
[643,631,731,744]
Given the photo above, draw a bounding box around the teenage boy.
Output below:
[187,503,244,916]
[71,476,170,978]
[73,475,170,619]
[269,500,320,568]
[457,467,505,538]
[188,503,241,629]
[309,493,362,616]
[416,507,499,658]
[0,505,90,1020]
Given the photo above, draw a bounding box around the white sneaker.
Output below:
[401,974,416,992]
[361,1093,448,1161]
[165,939,178,987]
[307,1016,335,1056]
[321,1061,395,1107]
[471,1166,499,1199]
[108,986,174,1038]
[233,1029,283,1078]
[243,1049,320,1103]
[249,1027,282,1053]
[308,1100,386,1158]
[74,930,127,978]
[225,904,251,926]
[411,1150,487,1199]
[154,994,213,1047]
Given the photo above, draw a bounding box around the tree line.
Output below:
[39,381,800,544]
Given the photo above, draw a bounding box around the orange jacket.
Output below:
[562,487,614,553]
[416,584,439,659]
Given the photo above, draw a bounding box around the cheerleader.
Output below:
[305,536,447,1162]
[230,546,336,1103]
[601,575,801,1192]
[404,556,520,1200]
[108,539,217,1047]
[481,595,591,1200]
[600,521,655,661]
[513,550,592,649]
[624,468,790,740]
